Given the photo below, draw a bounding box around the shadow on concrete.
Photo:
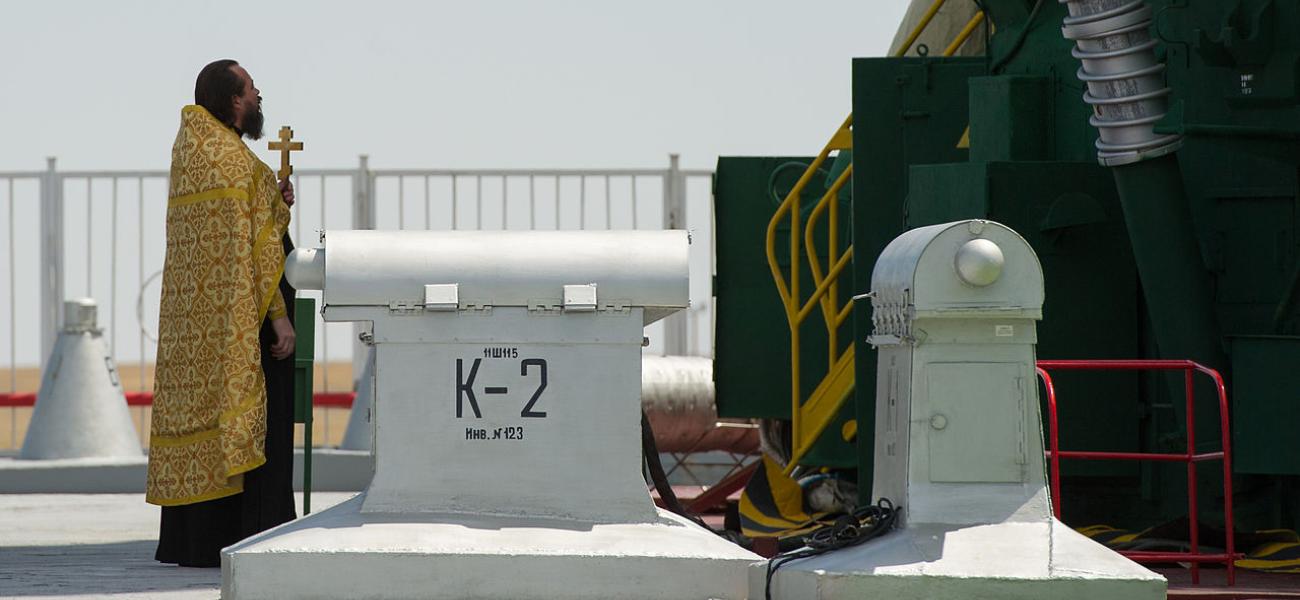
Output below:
[0,540,219,598]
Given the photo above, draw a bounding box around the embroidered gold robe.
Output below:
[146,105,290,506]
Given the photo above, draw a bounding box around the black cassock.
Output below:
[155,235,298,567]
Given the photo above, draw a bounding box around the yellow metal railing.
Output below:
[764,0,985,474]
[943,10,986,57]
[764,115,854,475]
[896,0,985,58]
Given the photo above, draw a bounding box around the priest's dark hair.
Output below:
[194,59,244,129]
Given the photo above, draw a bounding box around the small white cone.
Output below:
[19,299,142,459]
[338,346,374,451]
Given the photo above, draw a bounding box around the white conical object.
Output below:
[19,299,142,459]
[338,346,374,451]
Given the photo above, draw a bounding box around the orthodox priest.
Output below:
[147,59,298,567]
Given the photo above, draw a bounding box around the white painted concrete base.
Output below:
[0,449,371,493]
[223,493,760,600]
[0,456,148,493]
[293,448,371,491]
[753,519,1166,600]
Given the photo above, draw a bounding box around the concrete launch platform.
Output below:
[754,520,1166,599]
[223,492,758,600]
[0,492,355,599]
[1,492,1296,599]
[0,448,370,493]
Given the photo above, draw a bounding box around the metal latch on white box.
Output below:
[563,284,597,312]
[424,284,459,312]
[562,284,631,315]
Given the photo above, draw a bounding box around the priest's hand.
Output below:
[279,178,295,207]
[270,316,296,360]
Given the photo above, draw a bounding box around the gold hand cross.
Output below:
[268,126,304,180]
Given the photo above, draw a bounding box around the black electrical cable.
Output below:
[764,498,900,600]
[642,411,757,551]
[989,0,1046,73]
[641,410,711,530]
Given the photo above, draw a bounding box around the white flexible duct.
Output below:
[640,355,758,454]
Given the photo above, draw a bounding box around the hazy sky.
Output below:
[1,0,909,171]
[0,0,913,369]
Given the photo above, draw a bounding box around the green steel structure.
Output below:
[714,0,1300,531]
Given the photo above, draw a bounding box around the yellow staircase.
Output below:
[763,0,986,474]
[764,116,856,475]
[794,345,856,466]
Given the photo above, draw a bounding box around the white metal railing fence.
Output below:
[0,155,715,397]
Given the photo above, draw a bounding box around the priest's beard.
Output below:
[241,107,265,141]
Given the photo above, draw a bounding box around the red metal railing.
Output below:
[1036,359,1239,585]
[684,459,760,514]
[0,391,357,408]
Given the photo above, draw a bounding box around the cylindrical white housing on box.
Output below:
[291,230,690,325]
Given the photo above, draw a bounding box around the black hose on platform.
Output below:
[642,410,710,530]
[763,498,900,600]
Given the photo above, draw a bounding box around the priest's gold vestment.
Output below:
[146,105,290,506]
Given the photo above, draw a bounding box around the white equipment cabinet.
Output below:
[755,220,1165,600]
[223,230,758,600]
